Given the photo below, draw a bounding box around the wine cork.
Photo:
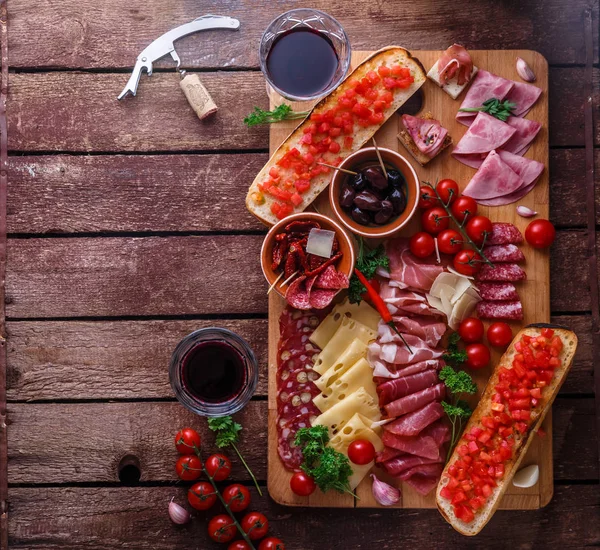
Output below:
[179,73,218,120]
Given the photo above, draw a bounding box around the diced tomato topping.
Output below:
[329,127,342,137]
[290,193,303,207]
[300,133,313,145]
[328,141,341,154]
[343,136,354,149]
[383,77,397,89]
[294,179,310,193]
[302,153,314,165]
[377,65,391,77]
[369,112,385,125]
[351,102,372,118]
[366,70,380,84]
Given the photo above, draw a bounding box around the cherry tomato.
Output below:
[458,317,484,343]
[174,428,201,455]
[436,179,459,205]
[175,455,202,481]
[450,195,478,224]
[525,219,556,249]
[222,484,251,513]
[188,481,217,511]
[418,185,438,209]
[241,512,269,540]
[465,215,493,245]
[205,453,232,482]
[452,249,482,276]
[348,439,376,465]
[465,343,491,370]
[259,537,286,550]
[208,514,237,544]
[437,229,463,255]
[290,471,316,496]
[229,542,251,550]
[421,207,449,234]
[487,322,513,347]
[409,232,435,258]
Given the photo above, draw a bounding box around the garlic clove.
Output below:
[516,57,536,83]
[517,205,538,218]
[512,464,539,488]
[168,498,191,524]
[371,474,401,506]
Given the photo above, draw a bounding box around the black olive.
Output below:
[364,167,388,191]
[353,190,382,211]
[339,183,356,208]
[351,206,371,225]
[387,169,405,188]
[349,173,367,191]
[389,187,407,215]
[374,200,394,224]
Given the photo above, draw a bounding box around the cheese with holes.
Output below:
[310,299,380,349]
[314,338,368,391]
[313,358,377,412]
[312,387,380,436]
[313,317,377,375]
[329,413,384,489]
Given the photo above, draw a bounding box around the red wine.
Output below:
[182,341,246,403]
[266,28,338,97]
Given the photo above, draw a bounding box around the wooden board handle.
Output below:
[179,73,217,120]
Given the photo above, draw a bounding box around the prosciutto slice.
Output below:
[370,358,443,379]
[380,337,444,365]
[456,70,515,126]
[403,474,441,496]
[377,369,440,406]
[384,382,446,417]
[375,446,404,464]
[437,44,474,86]
[462,150,524,199]
[380,453,443,476]
[378,316,446,347]
[402,114,448,157]
[504,81,542,117]
[386,238,445,292]
[501,117,542,156]
[452,113,516,168]
[384,401,445,437]
[398,462,444,481]
[382,430,440,460]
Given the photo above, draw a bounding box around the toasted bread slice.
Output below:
[246,46,426,226]
[397,111,452,166]
[436,324,578,536]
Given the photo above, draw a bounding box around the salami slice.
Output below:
[277,410,319,470]
[314,265,350,290]
[501,116,542,156]
[486,223,524,245]
[476,300,524,320]
[476,263,527,282]
[285,275,315,310]
[483,244,525,263]
[477,282,519,301]
[504,81,542,117]
[456,70,515,126]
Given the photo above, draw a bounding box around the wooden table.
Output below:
[1,1,599,548]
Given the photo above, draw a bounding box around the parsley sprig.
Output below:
[243,104,310,127]
[207,416,262,496]
[442,332,469,367]
[348,237,390,304]
[458,97,516,122]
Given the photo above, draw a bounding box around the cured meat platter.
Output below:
[265,50,553,510]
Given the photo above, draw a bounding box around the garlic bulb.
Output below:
[516,57,536,82]
[371,474,401,506]
[517,205,538,218]
[168,498,191,524]
[513,464,539,488]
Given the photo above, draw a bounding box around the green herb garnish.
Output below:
[243,104,310,127]
[442,399,473,461]
[442,332,468,367]
[458,97,516,122]
[207,416,262,496]
[348,237,390,304]
[294,425,355,496]
[439,365,478,395]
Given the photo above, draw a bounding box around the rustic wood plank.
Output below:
[550,230,590,312]
[6,69,595,153]
[6,399,596,484]
[6,315,590,402]
[7,485,600,549]
[7,0,598,69]
[7,150,595,234]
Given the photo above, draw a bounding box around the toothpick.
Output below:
[372,137,388,178]
[317,162,358,176]
[266,272,284,295]
[280,270,299,288]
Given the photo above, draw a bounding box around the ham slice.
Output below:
[382,430,440,460]
[403,474,441,496]
[384,401,445,437]
[456,70,515,126]
[452,113,516,169]
[377,369,440,406]
[398,462,444,481]
[501,117,542,156]
[380,337,444,365]
[402,114,448,157]
[378,317,447,347]
[504,81,542,117]
[376,446,404,464]
[381,453,443,476]
[386,238,445,292]
[462,150,524,199]
[384,382,446,417]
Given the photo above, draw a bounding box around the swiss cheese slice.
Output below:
[313,358,377,413]
[314,338,368,391]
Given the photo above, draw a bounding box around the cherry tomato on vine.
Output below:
[436,179,459,205]
[241,512,269,540]
[418,185,438,209]
[174,427,201,455]
[188,481,217,511]
[409,232,435,258]
[259,538,286,550]
[290,471,316,496]
[205,453,232,482]
[348,439,376,465]
[458,317,485,343]
[437,229,463,255]
[453,249,483,276]
[465,215,493,245]
[487,322,513,347]
[175,455,202,481]
[451,195,478,224]
[465,343,491,370]
[421,206,449,234]
[222,484,252,513]
[228,541,251,550]
[525,219,555,249]
[208,514,237,544]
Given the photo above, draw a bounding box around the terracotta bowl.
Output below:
[329,147,420,238]
[261,212,356,299]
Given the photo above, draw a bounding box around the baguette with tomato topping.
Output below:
[246,46,426,226]
[436,324,578,536]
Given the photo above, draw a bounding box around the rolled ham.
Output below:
[456,70,515,126]
[402,114,448,157]
[384,401,445,437]
[501,116,542,156]
[377,369,440,406]
[504,81,542,117]
[384,382,446,417]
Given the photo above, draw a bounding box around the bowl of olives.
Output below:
[329,147,419,238]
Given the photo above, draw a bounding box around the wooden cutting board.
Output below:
[266,50,551,509]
